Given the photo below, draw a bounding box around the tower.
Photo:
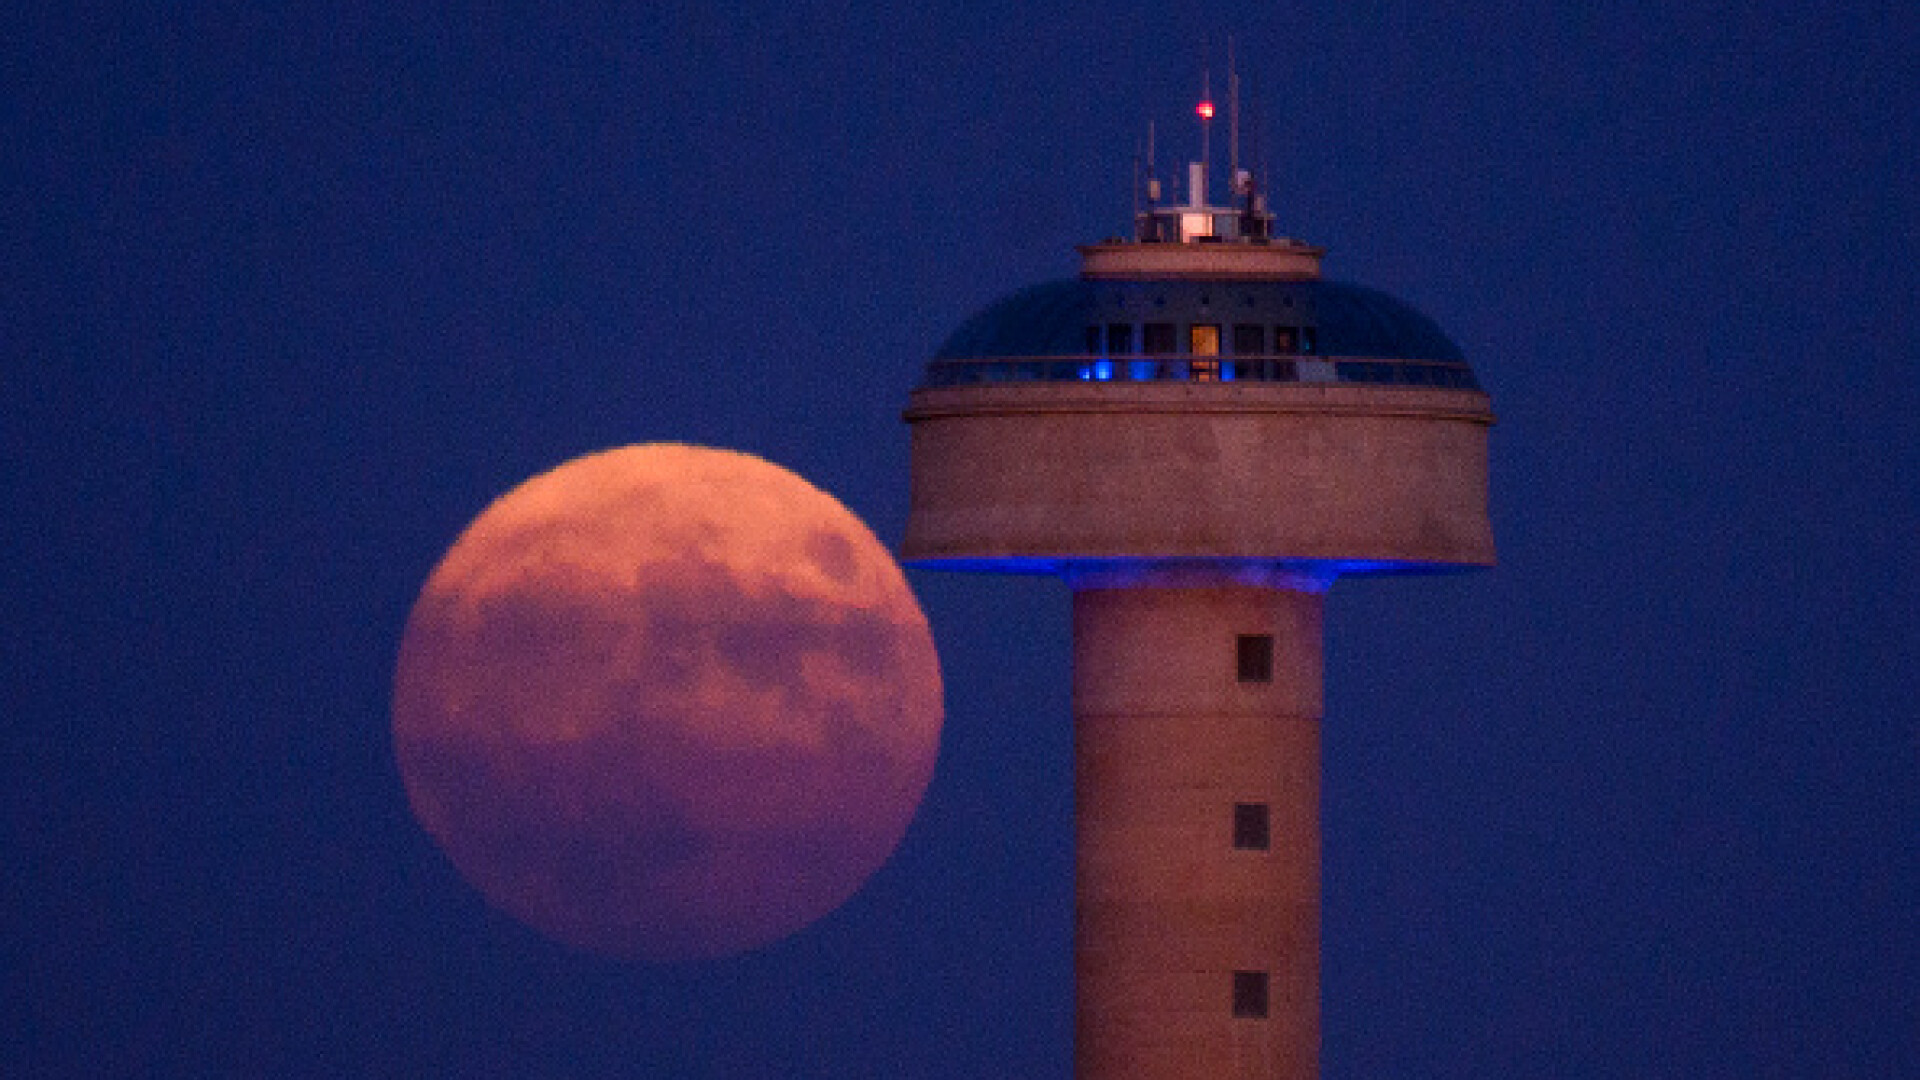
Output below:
[901,102,1494,1079]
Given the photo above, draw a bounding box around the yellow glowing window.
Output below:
[1189,325,1221,380]
[1180,211,1213,240]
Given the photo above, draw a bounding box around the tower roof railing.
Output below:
[919,354,1481,391]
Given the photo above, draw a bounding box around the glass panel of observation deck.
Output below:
[1233,324,1265,355]
[1143,323,1176,354]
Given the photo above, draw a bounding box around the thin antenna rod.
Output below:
[1258,99,1273,227]
[1229,37,1240,184]
[1200,64,1212,201]
[1132,138,1141,223]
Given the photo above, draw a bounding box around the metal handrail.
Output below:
[919,354,1480,391]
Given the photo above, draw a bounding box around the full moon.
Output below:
[392,444,943,960]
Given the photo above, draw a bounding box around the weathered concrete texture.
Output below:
[1074,583,1323,1080]
[902,383,1494,571]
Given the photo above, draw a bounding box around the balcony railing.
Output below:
[919,355,1480,391]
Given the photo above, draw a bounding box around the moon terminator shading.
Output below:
[392,444,943,960]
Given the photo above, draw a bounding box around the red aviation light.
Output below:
[1196,101,1215,119]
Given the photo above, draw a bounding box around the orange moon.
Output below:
[391,444,942,960]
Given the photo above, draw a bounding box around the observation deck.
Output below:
[902,158,1495,580]
[918,265,1479,392]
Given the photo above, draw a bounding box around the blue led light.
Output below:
[903,555,1478,579]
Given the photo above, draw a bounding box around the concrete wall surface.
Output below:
[904,384,1494,570]
[1074,583,1323,1080]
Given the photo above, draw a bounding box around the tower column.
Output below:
[1073,575,1322,1080]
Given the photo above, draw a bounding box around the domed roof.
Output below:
[934,277,1466,363]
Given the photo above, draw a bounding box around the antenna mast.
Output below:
[1148,118,1156,191]
[1147,118,1159,205]
[1132,138,1141,224]
[1229,37,1241,183]
[1200,64,1212,203]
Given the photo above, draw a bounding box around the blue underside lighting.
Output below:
[1315,559,1433,576]
[1077,359,1116,381]
[901,556,1487,579]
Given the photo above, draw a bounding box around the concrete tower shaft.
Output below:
[903,135,1493,1079]
[1074,578,1322,1080]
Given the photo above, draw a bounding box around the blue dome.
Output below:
[935,277,1466,362]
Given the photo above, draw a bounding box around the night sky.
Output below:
[7,2,1916,1077]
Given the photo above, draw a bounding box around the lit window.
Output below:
[1237,634,1273,683]
[1190,324,1220,355]
[1190,325,1221,381]
[1233,971,1270,1019]
[1233,803,1270,850]
[1273,326,1298,354]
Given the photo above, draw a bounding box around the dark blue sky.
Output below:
[6,2,1915,1076]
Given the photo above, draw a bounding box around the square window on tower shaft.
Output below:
[1233,971,1270,1018]
[1233,803,1270,850]
[1237,634,1273,683]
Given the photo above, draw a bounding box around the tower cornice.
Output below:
[1078,241,1325,281]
